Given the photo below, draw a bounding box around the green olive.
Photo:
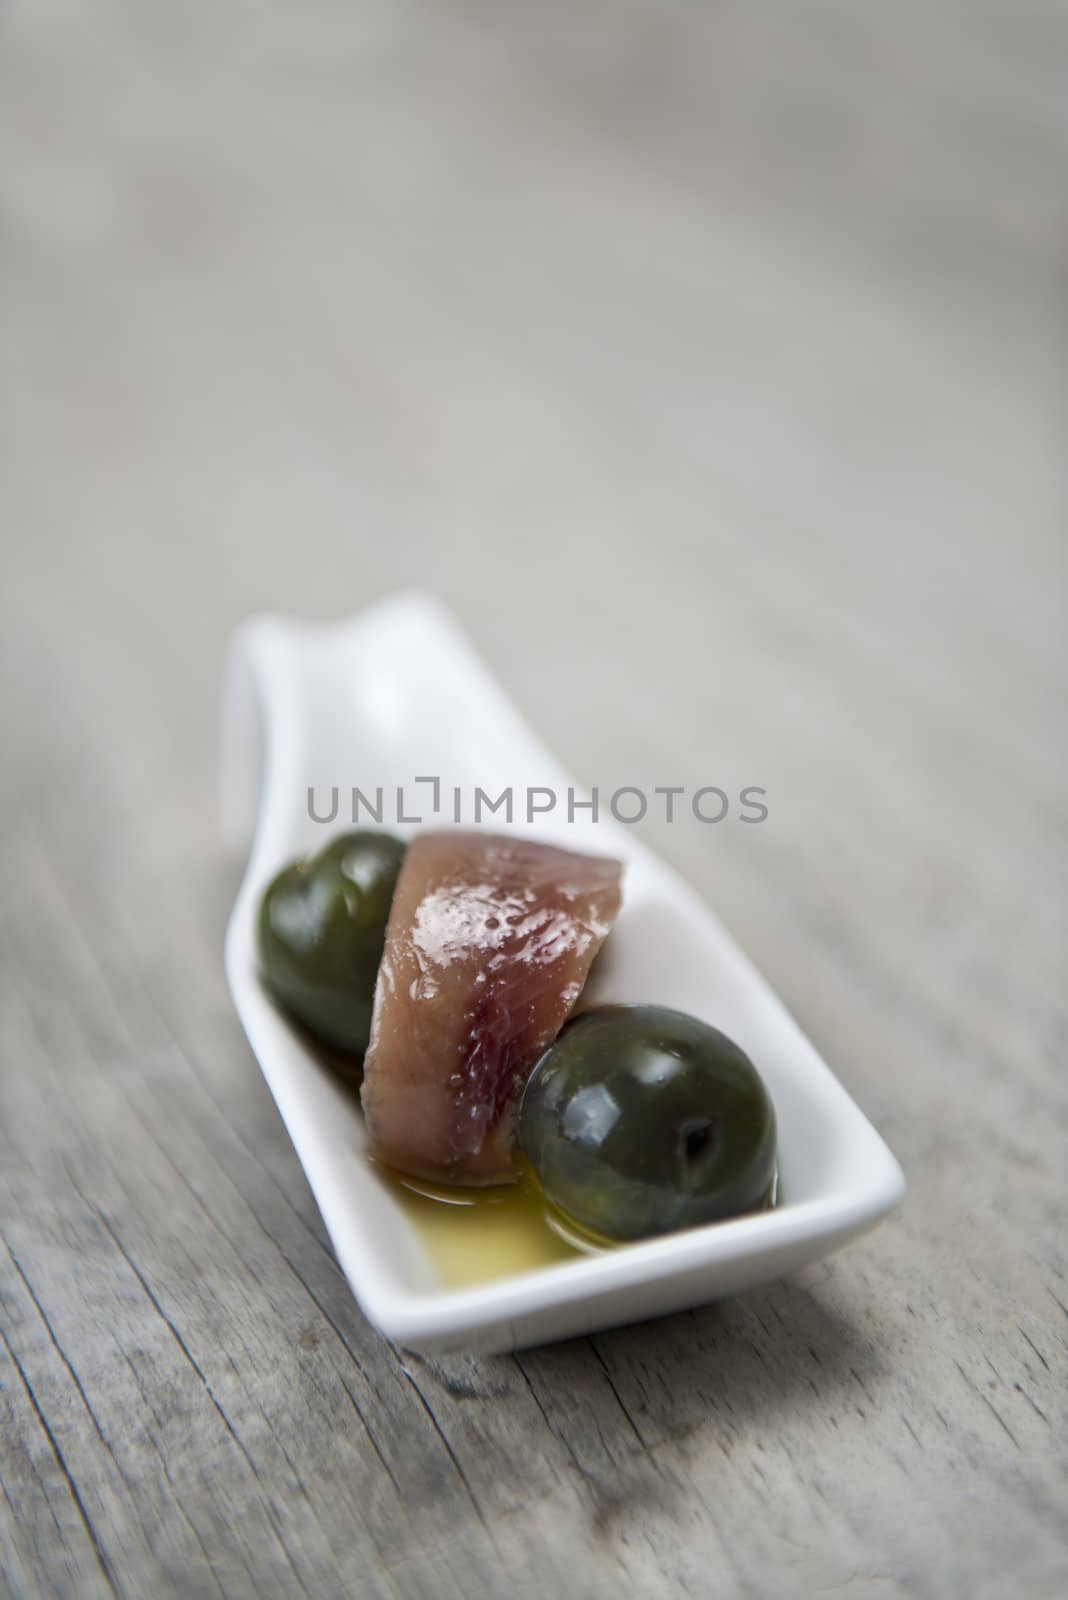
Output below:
[518,1005,777,1242]
[257,831,405,1056]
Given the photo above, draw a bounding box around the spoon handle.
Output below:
[219,615,315,870]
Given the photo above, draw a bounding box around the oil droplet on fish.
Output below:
[377,1160,587,1287]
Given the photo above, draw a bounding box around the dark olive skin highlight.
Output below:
[257,831,405,1056]
[519,1005,777,1242]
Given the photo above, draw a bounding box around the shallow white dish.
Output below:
[222,592,904,1353]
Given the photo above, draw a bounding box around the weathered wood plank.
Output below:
[2,1,1066,1596]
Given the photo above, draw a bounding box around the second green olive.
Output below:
[518,1005,777,1242]
[257,831,405,1055]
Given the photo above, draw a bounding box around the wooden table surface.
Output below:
[2,4,1066,1596]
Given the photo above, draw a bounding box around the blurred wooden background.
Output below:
[1,3,1065,1596]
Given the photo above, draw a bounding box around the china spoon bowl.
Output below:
[222,591,904,1353]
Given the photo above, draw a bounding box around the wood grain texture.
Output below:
[1,2,1065,1595]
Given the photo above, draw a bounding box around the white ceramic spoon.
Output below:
[222,591,903,1354]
